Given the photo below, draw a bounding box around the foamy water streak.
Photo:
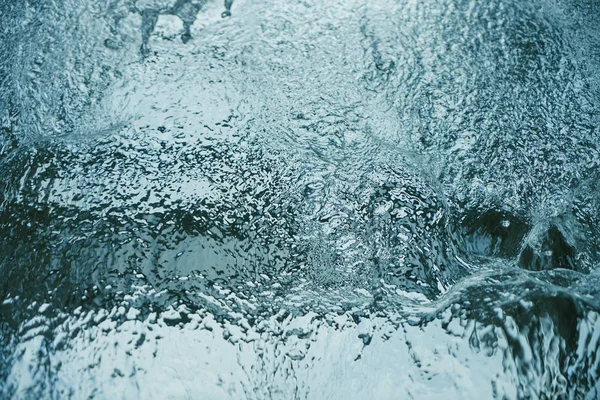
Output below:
[1,0,599,398]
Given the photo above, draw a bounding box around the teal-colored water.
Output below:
[1,0,600,398]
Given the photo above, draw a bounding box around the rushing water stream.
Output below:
[1,0,600,398]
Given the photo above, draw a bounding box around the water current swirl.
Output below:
[1,0,600,398]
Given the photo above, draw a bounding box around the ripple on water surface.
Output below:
[1,0,600,398]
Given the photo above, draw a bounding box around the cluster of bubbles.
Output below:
[1,0,599,398]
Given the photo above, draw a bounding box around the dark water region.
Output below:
[1,0,600,398]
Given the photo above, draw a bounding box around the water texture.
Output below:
[0,0,599,398]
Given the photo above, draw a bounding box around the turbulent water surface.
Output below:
[1,0,600,398]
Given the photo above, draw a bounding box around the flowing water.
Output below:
[1,0,600,398]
